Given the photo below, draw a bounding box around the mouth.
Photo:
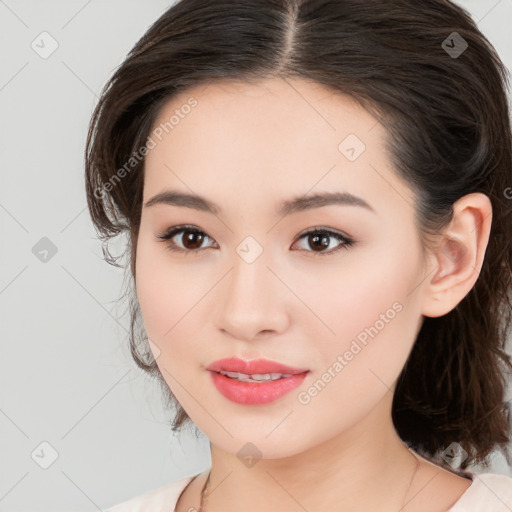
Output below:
[206,357,310,405]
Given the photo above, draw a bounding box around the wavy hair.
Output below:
[84,0,512,470]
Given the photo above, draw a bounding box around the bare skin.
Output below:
[136,77,490,512]
[175,453,473,512]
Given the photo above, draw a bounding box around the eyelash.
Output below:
[156,225,355,257]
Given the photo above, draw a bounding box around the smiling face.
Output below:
[135,77,432,458]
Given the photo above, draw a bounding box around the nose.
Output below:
[214,249,290,342]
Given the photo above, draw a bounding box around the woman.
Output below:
[85,0,512,510]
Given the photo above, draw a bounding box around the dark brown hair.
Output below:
[85,0,512,470]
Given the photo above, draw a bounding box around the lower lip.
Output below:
[209,371,309,405]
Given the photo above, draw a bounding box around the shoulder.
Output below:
[448,472,512,512]
[105,474,196,512]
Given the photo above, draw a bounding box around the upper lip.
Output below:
[206,357,309,375]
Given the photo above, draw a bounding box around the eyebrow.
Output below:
[143,190,376,216]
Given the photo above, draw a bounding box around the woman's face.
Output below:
[136,77,433,458]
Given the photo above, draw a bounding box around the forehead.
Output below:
[143,77,415,218]
[153,77,377,140]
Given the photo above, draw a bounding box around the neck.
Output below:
[203,395,419,512]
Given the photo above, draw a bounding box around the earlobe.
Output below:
[421,193,492,318]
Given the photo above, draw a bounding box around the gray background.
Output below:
[1,1,511,510]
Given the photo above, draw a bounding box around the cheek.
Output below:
[135,227,216,373]
[295,234,419,339]
[135,229,186,341]
[303,236,424,404]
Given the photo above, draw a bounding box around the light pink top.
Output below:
[105,471,512,511]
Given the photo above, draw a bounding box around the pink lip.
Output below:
[206,357,310,405]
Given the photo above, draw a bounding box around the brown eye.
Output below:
[180,230,206,250]
[306,233,331,251]
[292,228,355,256]
[157,226,216,254]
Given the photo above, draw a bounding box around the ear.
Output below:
[421,192,492,318]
